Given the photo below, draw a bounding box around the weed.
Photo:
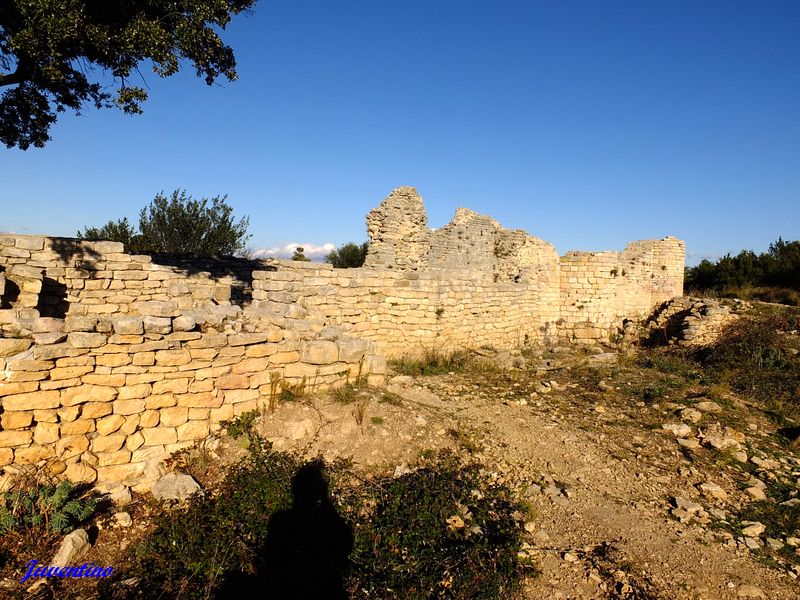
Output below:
[332,382,358,404]
[391,349,473,376]
[222,409,258,440]
[279,377,306,403]
[352,400,367,429]
[370,416,384,426]
[378,391,403,406]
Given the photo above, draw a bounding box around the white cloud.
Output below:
[252,242,336,260]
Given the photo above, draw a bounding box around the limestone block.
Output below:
[230,358,269,374]
[172,315,196,332]
[223,389,258,404]
[82,373,124,386]
[62,385,117,406]
[97,449,131,466]
[2,390,60,411]
[95,353,132,367]
[96,463,145,484]
[336,338,371,362]
[33,422,60,444]
[145,394,177,409]
[142,426,178,446]
[6,359,53,372]
[92,434,125,453]
[68,332,107,348]
[15,236,45,250]
[55,435,90,458]
[187,408,209,420]
[96,414,125,436]
[65,462,97,484]
[112,317,144,335]
[189,379,214,393]
[114,399,146,415]
[140,410,160,427]
[120,415,140,435]
[209,404,234,422]
[363,354,388,375]
[270,350,300,365]
[160,406,189,427]
[216,374,250,389]
[177,420,210,441]
[126,431,145,452]
[60,417,94,434]
[229,333,269,346]
[0,430,33,448]
[176,392,222,409]
[132,352,155,366]
[0,448,13,467]
[16,445,56,463]
[0,381,39,395]
[81,402,113,419]
[143,316,172,334]
[118,383,152,400]
[0,338,32,357]
[50,365,94,380]
[155,349,191,366]
[132,301,179,318]
[152,378,190,394]
[1,411,33,430]
[56,406,81,423]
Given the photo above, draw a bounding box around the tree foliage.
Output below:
[78,190,251,257]
[685,238,800,292]
[0,0,256,150]
[325,242,368,268]
[291,246,311,262]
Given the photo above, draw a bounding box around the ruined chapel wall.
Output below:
[252,260,554,357]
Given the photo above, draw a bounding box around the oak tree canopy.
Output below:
[0,0,256,149]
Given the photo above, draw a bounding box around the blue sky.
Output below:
[2,0,798,263]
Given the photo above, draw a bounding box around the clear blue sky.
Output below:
[2,0,798,263]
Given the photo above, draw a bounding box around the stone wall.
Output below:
[0,186,684,492]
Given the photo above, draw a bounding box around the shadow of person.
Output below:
[218,458,353,600]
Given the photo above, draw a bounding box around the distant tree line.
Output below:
[685,238,800,293]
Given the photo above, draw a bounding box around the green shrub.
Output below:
[345,451,527,599]
[692,314,800,420]
[117,444,299,600]
[222,409,259,440]
[0,479,97,534]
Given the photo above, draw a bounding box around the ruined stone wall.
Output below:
[556,238,686,342]
[0,187,684,492]
[251,261,550,357]
[0,236,386,493]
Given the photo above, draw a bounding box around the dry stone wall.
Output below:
[0,186,684,492]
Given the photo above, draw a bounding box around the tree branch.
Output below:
[0,58,32,88]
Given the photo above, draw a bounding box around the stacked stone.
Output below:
[364,186,431,270]
[0,301,386,492]
[0,235,236,318]
[559,251,622,342]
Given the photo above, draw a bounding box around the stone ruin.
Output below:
[0,186,684,491]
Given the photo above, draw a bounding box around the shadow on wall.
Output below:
[135,255,275,307]
[48,237,102,266]
[0,275,20,309]
[216,459,354,599]
[38,277,68,318]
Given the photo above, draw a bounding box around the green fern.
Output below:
[0,479,98,534]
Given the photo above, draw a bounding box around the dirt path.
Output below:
[256,353,799,600]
